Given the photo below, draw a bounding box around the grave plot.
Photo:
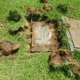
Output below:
[30,22,59,52]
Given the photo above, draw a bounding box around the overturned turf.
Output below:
[0,40,20,56]
[49,49,80,74]
[49,49,73,65]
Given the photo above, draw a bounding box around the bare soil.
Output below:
[0,40,20,56]
[27,7,44,14]
[26,2,52,15]
[49,49,73,65]
[49,49,80,74]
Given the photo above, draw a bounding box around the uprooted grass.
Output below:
[72,50,80,64]
[0,0,80,80]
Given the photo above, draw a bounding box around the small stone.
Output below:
[0,24,3,27]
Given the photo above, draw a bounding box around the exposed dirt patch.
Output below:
[0,40,20,56]
[27,7,44,14]
[49,49,80,74]
[26,2,52,15]
[49,49,73,66]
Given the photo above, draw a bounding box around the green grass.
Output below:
[72,50,80,64]
[0,0,80,80]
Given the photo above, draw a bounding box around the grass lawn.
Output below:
[0,0,80,80]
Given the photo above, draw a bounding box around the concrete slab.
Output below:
[65,17,80,48]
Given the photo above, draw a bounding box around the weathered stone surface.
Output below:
[65,17,80,48]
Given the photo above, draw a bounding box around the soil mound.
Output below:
[27,7,44,14]
[49,49,74,66]
[0,40,20,56]
[49,49,80,74]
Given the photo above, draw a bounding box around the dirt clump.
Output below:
[49,49,74,66]
[49,49,80,74]
[0,40,20,56]
[27,7,44,14]
[43,3,52,11]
